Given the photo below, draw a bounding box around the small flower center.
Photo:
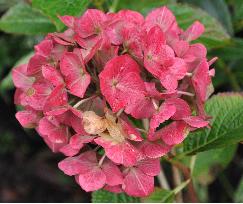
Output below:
[26,87,35,96]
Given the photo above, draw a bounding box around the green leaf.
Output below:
[0,3,56,35]
[32,0,89,31]
[234,176,243,202]
[230,0,243,31]
[192,145,237,185]
[142,188,175,203]
[183,93,243,155]
[182,0,233,35]
[168,4,230,49]
[91,190,140,203]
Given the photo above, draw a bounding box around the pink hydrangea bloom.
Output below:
[12,6,215,197]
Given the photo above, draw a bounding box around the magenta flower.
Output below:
[12,6,215,197]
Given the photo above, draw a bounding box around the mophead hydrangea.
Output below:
[12,6,216,197]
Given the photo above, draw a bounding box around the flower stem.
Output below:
[73,95,97,108]
[98,154,106,166]
[157,168,170,190]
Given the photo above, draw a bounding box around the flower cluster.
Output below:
[12,6,216,197]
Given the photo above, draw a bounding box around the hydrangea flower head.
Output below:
[13,6,215,197]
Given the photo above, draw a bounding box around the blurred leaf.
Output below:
[0,52,34,92]
[234,176,243,202]
[192,145,237,185]
[183,93,243,154]
[116,0,175,13]
[32,0,90,31]
[142,188,175,203]
[212,38,243,61]
[0,0,23,12]
[168,4,230,49]
[182,0,233,35]
[229,0,243,31]
[91,190,140,203]
[0,3,56,35]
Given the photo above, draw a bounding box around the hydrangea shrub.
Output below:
[12,6,216,197]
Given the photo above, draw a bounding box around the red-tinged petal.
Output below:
[27,54,47,75]
[156,121,189,145]
[78,167,106,192]
[34,39,53,57]
[165,98,191,120]
[95,136,140,167]
[14,89,24,105]
[38,117,68,144]
[12,64,35,90]
[43,85,69,116]
[23,81,53,110]
[59,144,80,156]
[119,116,143,141]
[192,59,211,102]
[181,21,205,42]
[15,109,40,128]
[42,136,66,153]
[138,140,171,158]
[144,82,162,99]
[123,167,154,197]
[74,9,107,38]
[137,158,161,176]
[183,116,209,128]
[42,65,64,86]
[104,185,123,193]
[60,52,91,98]
[99,55,145,112]
[70,134,95,150]
[149,102,176,135]
[172,40,189,57]
[125,96,156,119]
[117,10,144,25]
[58,151,97,176]
[145,6,176,32]
[102,160,123,186]
[59,15,75,28]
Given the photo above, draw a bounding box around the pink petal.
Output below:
[59,15,75,28]
[59,144,80,156]
[12,64,35,90]
[183,116,209,128]
[15,109,40,128]
[165,98,191,120]
[138,140,171,158]
[43,85,69,116]
[99,55,145,112]
[95,136,140,167]
[156,121,189,145]
[58,151,97,176]
[117,10,144,25]
[27,54,47,75]
[181,21,205,42]
[119,116,143,141]
[123,167,154,197]
[145,6,176,32]
[60,52,91,98]
[102,160,123,186]
[137,157,161,176]
[42,65,64,86]
[74,9,107,38]
[149,102,176,135]
[34,39,53,57]
[70,134,95,150]
[78,167,106,192]
[104,185,123,193]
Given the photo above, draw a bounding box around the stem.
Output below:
[157,168,170,190]
[217,59,241,91]
[116,108,124,117]
[166,159,199,202]
[177,91,195,97]
[152,98,159,110]
[172,165,183,202]
[98,154,106,166]
[142,119,149,131]
[186,72,192,77]
[136,128,147,133]
[73,95,97,108]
